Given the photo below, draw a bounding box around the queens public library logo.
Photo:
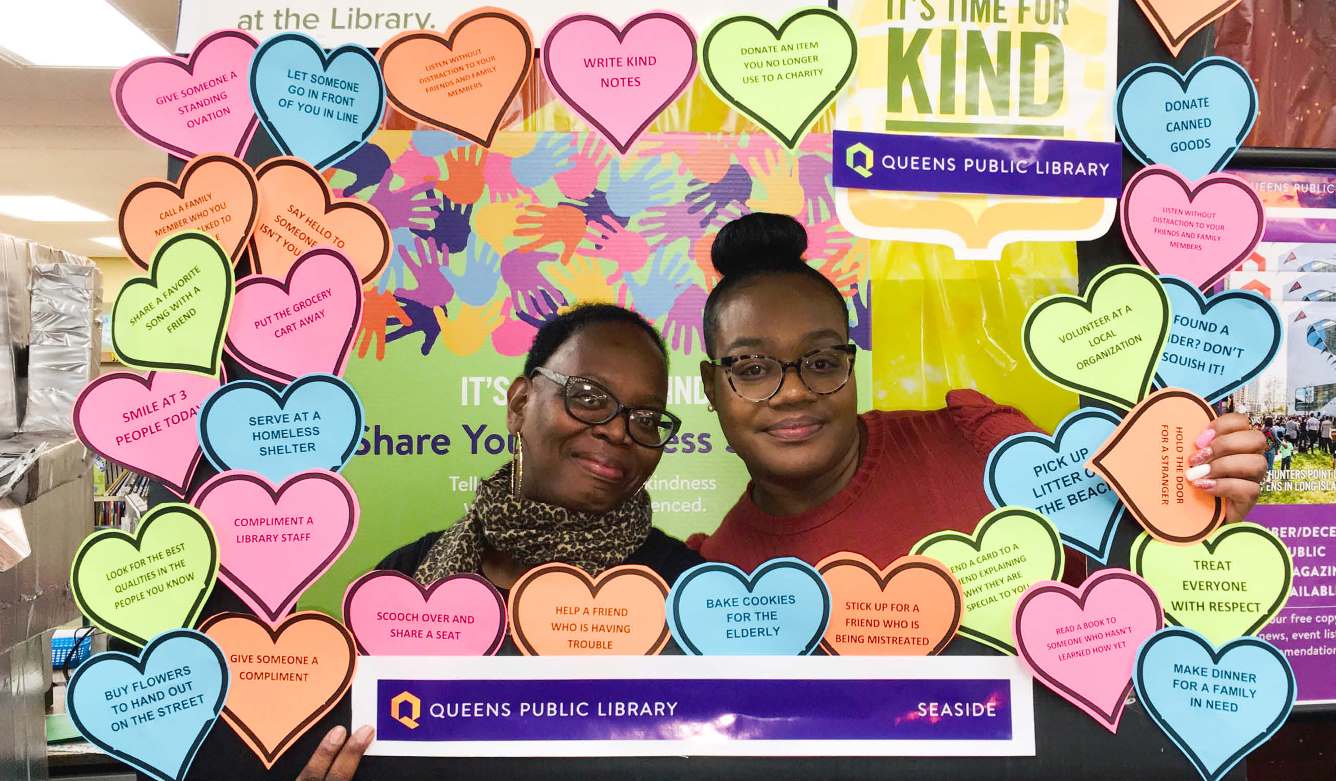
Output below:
[391,691,421,729]
[846,142,875,179]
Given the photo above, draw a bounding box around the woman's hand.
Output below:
[297,725,374,781]
[1187,413,1268,522]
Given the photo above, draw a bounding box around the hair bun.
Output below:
[710,212,808,278]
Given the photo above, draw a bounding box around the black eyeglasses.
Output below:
[530,367,682,448]
[710,344,857,403]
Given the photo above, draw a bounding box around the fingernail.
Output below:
[1185,464,1211,481]
[1192,479,1216,491]
[1189,447,1212,466]
[325,726,347,746]
[1195,427,1217,448]
[353,726,375,746]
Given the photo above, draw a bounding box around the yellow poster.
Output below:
[835,0,1119,259]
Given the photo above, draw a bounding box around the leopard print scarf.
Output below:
[413,461,651,585]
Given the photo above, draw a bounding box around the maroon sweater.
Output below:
[690,390,1085,581]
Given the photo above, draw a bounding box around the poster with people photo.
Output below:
[1227,167,1336,706]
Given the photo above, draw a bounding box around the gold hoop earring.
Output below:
[511,438,524,500]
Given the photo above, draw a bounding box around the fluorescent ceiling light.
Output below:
[0,1,167,67]
[0,196,110,222]
[90,236,123,250]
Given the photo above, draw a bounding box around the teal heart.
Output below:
[667,558,830,655]
[1115,56,1258,181]
[1134,628,1295,780]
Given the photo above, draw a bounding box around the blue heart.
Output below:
[667,557,830,655]
[66,630,228,781]
[198,373,363,483]
[249,33,385,170]
[984,409,1124,563]
[1156,276,1281,403]
[1134,628,1295,781]
[1115,56,1257,181]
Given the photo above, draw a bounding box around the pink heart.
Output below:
[1120,165,1264,291]
[73,371,220,496]
[342,571,507,656]
[1013,569,1164,732]
[111,29,259,159]
[225,248,362,382]
[542,13,697,153]
[193,470,359,622]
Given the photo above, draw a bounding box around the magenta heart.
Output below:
[225,248,362,382]
[111,29,259,159]
[1014,569,1164,732]
[542,13,697,153]
[73,371,220,496]
[342,571,507,656]
[1120,165,1264,291]
[192,470,358,622]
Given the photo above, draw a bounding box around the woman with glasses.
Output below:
[377,302,702,595]
[285,304,702,781]
[691,212,1268,571]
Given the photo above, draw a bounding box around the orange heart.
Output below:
[250,157,389,283]
[1134,0,1243,57]
[817,553,963,656]
[199,611,355,768]
[118,154,257,269]
[507,563,670,656]
[378,8,534,146]
[1089,388,1225,544]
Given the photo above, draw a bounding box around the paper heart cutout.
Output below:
[343,570,506,656]
[111,231,235,376]
[1134,0,1244,57]
[200,611,356,768]
[985,408,1126,563]
[1156,276,1281,403]
[1089,388,1225,544]
[198,373,363,484]
[507,563,670,656]
[73,370,219,496]
[911,507,1064,654]
[1014,569,1164,733]
[70,503,219,646]
[225,248,362,382]
[378,8,533,147]
[542,12,697,154]
[1131,522,1292,646]
[1115,56,1258,181]
[667,557,831,656]
[250,156,390,283]
[815,553,962,656]
[118,154,258,270]
[701,8,857,149]
[1134,628,1295,781]
[1121,166,1264,291]
[192,470,358,623]
[66,629,227,781]
[249,33,385,170]
[1022,264,1170,410]
[111,29,259,160]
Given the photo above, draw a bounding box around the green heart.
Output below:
[701,8,857,149]
[911,507,1064,654]
[1131,522,1292,647]
[70,503,219,646]
[112,231,233,375]
[1022,265,1169,410]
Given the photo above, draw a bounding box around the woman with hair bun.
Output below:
[692,211,1267,571]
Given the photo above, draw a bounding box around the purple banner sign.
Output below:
[1250,504,1336,706]
[832,130,1123,199]
[376,676,1012,743]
